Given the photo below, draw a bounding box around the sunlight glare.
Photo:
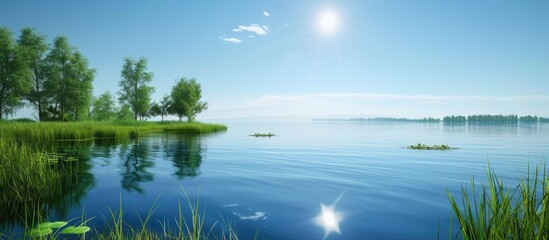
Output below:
[317,10,339,35]
[315,203,342,239]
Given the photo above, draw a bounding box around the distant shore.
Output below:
[313,114,549,124]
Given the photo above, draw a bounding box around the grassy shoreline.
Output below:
[1,120,227,148]
[0,120,227,235]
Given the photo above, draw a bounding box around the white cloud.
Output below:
[220,36,241,44]
[232,24,270,36]
[263,11,270,16]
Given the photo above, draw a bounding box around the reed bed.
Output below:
[446,163,549,239]
[0,121,226,149]
[0,134,63,204]
[0,120,227,233]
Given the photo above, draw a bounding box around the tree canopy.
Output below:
[45,36,95,121]
[149,94,171,121]
[0,26,216,122]
[169,77,207,122]
[118,57,154,120]
[0,27,30,119]
[92,91,117,121]
[17,28,49,121]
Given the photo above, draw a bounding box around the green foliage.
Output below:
[169,77,208,122]
[117,104,134,121]
[149,94,172,121]
[447,164,549,240]
[27,220,90,238]
[93,189,248,240]
[92,91,118,121]
[45,36,73,121]
[118,57,154,120]
[0,121,226,223]
[45,36,95,121]
[65,51,95,121]
[11,117,36,122]
[17,27,49,121]
[0,27,30,119]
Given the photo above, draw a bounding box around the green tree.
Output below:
[66,51,95,121]
[45,36,73,121]
[149,94,171,121]
[0,27,29,119]
[118,57,154,120]
[17,28,49,121]
[45,36,94,121]
[169,77,207,122]
[92,91,117,121]
[117,104,134,121]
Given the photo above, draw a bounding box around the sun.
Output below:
[317,9,340,35]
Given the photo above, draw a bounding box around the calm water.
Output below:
[3,122,549,239]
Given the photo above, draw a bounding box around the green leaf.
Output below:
[60,226,75,233]
[27,227,53,237]
[61,226,90,235]
[49,221,68,228]
[37,222,56,228]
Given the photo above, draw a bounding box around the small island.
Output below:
[406,143,454,150]
[250,133,276,137]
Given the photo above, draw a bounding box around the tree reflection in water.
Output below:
[119,139,154,194]
[1,134,207,231]
[162,134,204,179]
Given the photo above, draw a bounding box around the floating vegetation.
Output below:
[406,143,454,150]
[250,133,276,137]
[26,220,90,238]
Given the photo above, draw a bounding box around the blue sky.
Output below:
[2,0,549,120]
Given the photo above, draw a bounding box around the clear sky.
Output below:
[2,0,548,120]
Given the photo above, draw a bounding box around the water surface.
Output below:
[3,122,548,239]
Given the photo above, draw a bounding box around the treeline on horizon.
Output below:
[443,114,548,124]
[0,26,206,123]
[314,115,549,124]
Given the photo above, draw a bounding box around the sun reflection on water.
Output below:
[315,192,345,239]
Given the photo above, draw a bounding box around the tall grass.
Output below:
[0,120,227,232]
[0,121,226,149]
[92,189,246,240]
[0,134,64,225]
[446,163,549,239]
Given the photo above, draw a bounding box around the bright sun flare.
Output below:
[317,10,339,35]
[315,203,342,239]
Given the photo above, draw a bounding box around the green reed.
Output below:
[446,163,549,239]
[0,120,227,231]
[92,190,247,240]
[0,121,226,149]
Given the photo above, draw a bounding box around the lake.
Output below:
[2,121,548,239]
